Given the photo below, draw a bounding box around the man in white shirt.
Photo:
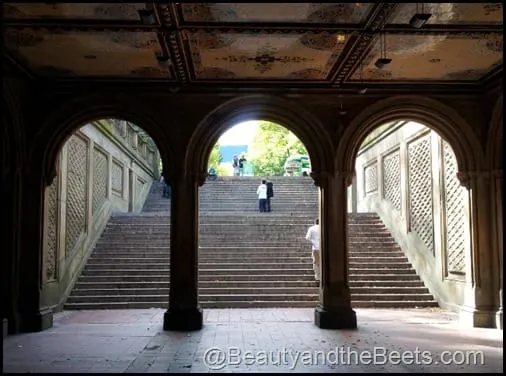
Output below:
[256,179,268,212]
[305,218,320,282]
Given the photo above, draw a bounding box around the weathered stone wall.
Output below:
[355,121,470,311]
[40,120,159,310]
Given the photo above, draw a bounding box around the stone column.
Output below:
[163,171,203,331]
[16,169,53,332]
[312,170,357,329]
[457,170,498,328]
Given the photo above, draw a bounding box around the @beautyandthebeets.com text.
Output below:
[203,346,485,370]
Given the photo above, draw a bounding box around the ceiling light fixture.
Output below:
[374,30,391,69]
[336,33,346,42]
[155,52,171,67]
[409,3,431,28]
[138,9,156,25]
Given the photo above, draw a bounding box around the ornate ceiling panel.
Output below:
[4,29,172,78]
[180,3,373,24]
[186,30,350,80]
[3,3,147,21]
[349,33,503,81]
[2,2,503,90]
[388,3,503,25]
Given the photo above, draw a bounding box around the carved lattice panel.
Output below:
[443,140,466,275]
[92,147,108,214]
[364,163,378,194]
[408,134,434,253]
[111,161,124,195]
[65,135,88,256]
[383,150,402,212]
[45,174,59,281]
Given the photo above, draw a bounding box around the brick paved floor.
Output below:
[3,308,503,373]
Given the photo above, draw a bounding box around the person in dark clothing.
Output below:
[238,155,247,176]
[266,180,274,212]
[160,175,170,198]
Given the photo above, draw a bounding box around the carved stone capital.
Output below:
[310,170,333,188]
[336,170,355,187]
[457,169,503,189]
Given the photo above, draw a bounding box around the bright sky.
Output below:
[219,120,259,146]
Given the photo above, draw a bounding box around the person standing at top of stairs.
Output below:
[256,179,268,213]
[266,180,274,212]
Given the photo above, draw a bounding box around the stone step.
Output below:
[349,274,422,281]
[349,268,416,274]
[351,293,436,301]
[66,293,319,303]
[81,268,314,276]
[74,280,425,290]
[74,281,319,289]
[72,287,319,296]
[88,256,314,264]
[63,301,317,310]
[78,274,318,282]
[64,299,438,310]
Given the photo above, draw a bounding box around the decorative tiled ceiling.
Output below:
[388,3,503,25]
[349,33,503,81]
[2,2,503,88]
[186,30,350,80]
[3,3,147,21]
[4,29,172,78]
[180,3,373,24]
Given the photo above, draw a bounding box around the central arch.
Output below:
[185,95,334,178]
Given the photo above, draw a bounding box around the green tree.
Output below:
[208,143,223,169]
[247,121,307,176]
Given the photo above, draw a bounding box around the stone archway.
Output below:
[185,94,334,179]
[336,95,484,176]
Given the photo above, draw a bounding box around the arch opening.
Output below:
[40,117,172,315]
[348,118,473,314]
[197,115,322,309]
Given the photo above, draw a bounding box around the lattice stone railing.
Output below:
[382,149,401,213]
[65,134,89,257]
[407,133,434,253]
[364,162,378,194]
[442,140,466,275]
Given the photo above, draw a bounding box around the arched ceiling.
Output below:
[2,2,503,92]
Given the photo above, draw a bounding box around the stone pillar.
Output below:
[312,170,357,329]
[457,170,498,328]
[16,169,53,332]
[163,172,203,331]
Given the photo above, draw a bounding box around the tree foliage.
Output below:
[208,143,223,169]
[247,121,307,176]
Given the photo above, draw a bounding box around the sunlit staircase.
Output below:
[65,177,438,309]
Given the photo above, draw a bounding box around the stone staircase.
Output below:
[64,177,438,309]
